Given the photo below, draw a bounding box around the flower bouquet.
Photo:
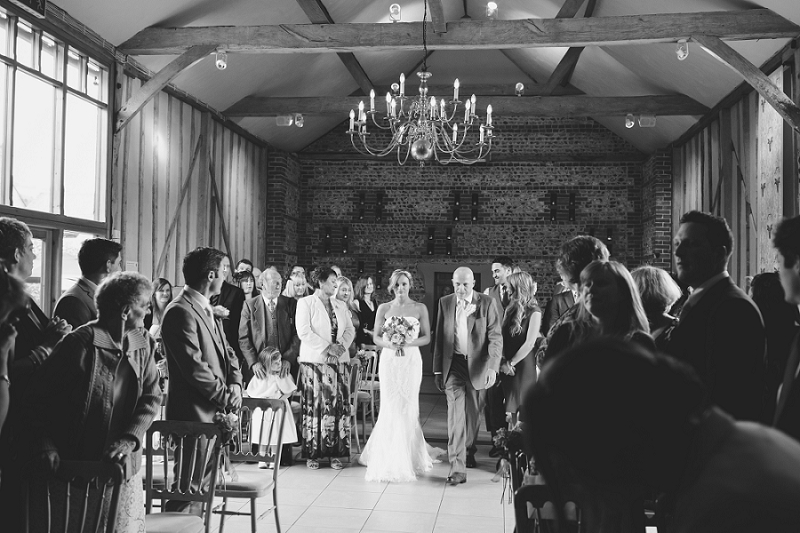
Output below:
[380,316,418,357]
[213,410,240,485]
[491,423,526,502]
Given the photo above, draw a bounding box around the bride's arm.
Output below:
[405,304,431,348]
[372,303,395,350]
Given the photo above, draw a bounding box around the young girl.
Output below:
[244,347,299,467]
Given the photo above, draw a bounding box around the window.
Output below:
[0,7,109,223]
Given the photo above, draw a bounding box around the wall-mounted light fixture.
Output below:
[427,227,435,255]
[471,192,479,221]
[389,3,401,22]
[515,82,524,97]
[568,193,576,221]
[453,191,461,221]
[676,39,689,61]
[486,2,498,19]
[550,192,558,221]
[215,50,227,70]
[376,191,384,221]
[341,226,349,254]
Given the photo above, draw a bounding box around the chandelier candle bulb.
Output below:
[453,79,459,101]
[370,90,375,112]
[400,73,405,96]
[487,105,492,126]
[452,123,458,143]
[471,94,477,113]
[479,125,485,144]
[430,96,436,119]
[390,99,397,118]
[464,99,471,122]
[349,109,355,131]
[440,98,446,118]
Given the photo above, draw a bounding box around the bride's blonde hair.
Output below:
[387,269,414,295]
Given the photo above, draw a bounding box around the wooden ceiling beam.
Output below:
[542,0,597,94]
[120,9,799,55]
[295,0,374,95]
[693,34,800,131]
[555,0,588,19]
[223,94,710,117]
[429,0,447,34]
[115,44,216,132]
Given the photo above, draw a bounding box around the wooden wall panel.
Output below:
[112,74,268,284]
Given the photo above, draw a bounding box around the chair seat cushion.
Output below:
[145,512,205,533]
[216,470,275,497]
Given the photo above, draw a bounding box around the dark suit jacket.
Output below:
[542,291,575,338]
[485,285,509,312]
[433,292,503,390]
[53,278,97,329]
[239,295,300,374]
[210,281,246,362]
[161,289,243,422]
[10,296,51,389]
[774,331,800,441]
[664,276,766,422]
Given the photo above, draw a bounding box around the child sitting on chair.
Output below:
[244,347,300,468]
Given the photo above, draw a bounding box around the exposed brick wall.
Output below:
[641,150,673,271]
[291,116,650,303]
[265,150,301,269]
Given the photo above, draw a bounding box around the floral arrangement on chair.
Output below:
[213,410,240,485]
[380,316,418,357]
[491,423,528,502]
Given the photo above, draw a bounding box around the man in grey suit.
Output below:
[161,247,243,513]
[434,267,503,485]
[54,238,121,329]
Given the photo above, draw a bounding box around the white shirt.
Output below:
[184,285,214,319]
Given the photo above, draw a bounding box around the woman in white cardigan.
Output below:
[296,266,356,469]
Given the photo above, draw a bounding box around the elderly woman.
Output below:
[335,276,361,357]
[26,271,161,532]
[296,266,355,470]
[631,265,683,348]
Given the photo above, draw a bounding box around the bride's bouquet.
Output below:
[380,316,418,357]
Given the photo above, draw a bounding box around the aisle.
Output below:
[211,376,514,533]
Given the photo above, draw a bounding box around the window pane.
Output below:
[66,49,81,91]
[0,12,9,58]
[12,70,56,213]
[61,231,98,295]
[64,94,106,221]
[0,65,7,200]
[40,34,58,79]
[16,21,33,68]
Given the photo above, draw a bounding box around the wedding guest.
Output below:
[335,276,360,357]
[25,272,161,533]
[486,256,514,310]
[0,217,71,529]
[296,267,355,470]
[772,216,800,441]
[210,255,246,372]
[498,271,542,426]
[0,270,27,452]
[546,261,654,360]
[54,238,122,329]
[252,267,262,289]
[283,265,310,300]
[524,338,800,533]
[536,236,609,363]
[236,258,254,273]
[331,264,342,277]
[143,277,173,390]
[664,211,766,422]
[631,265,683,348]
[485,256,515,452]
[235,269,260,300]
[354,275,378,349]
[750,272,799,423]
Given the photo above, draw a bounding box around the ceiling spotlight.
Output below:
[515,82,524,97]
[389,3,401,22]
[295,113,304,128]
[676,39,689,61]
[486,2,498,19]
[625,114,635,129]
[638,114,657,128]
[215,50,227,70]
[276,115,294,127]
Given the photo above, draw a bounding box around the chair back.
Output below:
[144,421,222,518]
[514,484,582,533]
[234,397,287,469]
[24,460,125,533]
[349,362,364,410]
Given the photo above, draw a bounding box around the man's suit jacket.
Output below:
[485,285,511,313]
[664,276,766,422]
[53,278,97,330]
[541,291,575,338]
[10,296,51,387]
[433,292,503,390]
[774,331,800,441]
[211,281,246,361]
[161,289,243,423]
[239,295,300,372]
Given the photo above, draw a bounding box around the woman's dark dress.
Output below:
[355,298,377,347]
[501,305,540,413]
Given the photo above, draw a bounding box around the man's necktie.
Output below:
[267,299,278,347]
[501,286,509,307]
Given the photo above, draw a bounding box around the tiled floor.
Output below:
[202,377,516,533]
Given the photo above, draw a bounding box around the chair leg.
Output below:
[273,486,281,533]
[219,498,228,533]
[353,408,362,453]
[250,498,257,533]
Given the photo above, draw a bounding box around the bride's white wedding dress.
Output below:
[359,316,443,482]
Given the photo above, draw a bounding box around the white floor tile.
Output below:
[363,510,437,533]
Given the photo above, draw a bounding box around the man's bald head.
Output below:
[452,267,475,299]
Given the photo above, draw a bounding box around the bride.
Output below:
[359,269,443,482]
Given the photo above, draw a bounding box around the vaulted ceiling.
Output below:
[52,0,800,154]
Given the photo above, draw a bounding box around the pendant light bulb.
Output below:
[486,2,498,19]
[389,3,402,22]
[625,114,635,129]
[215,50,227,70]
[676,39,689,61]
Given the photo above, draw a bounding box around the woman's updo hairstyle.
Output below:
[387,269,413,295]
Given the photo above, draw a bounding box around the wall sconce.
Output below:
[446,228,453,255]
[358,261,365,274]
[358,192,365,220]
[376,191,384,221]
[515,82,524,97]
[215,50,227,70]
[550,192,558,221]
[376,261,383,289]
[471,192,479,221]
[568,193,576,221]
[323,226,331,254]
[453,191,461,221]
[341,226,349,254]
[625,113,635,129]
[389,3,401,22]
[676,39,689,61]
[638,114,657,128]
[295,113,304,128]
[427,227,435,255]
[606,227,614,257]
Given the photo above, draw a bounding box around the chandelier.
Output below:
[346,0,494,166]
